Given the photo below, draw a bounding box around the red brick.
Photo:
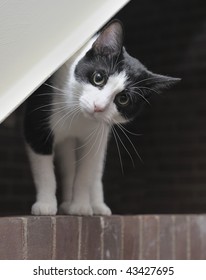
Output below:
[80,216,102,260]
[55,216,79,260]
[123,216,140,259]
[0,217,25,259]
[27,216,53,259]
[159,215,173,259]
[190,215,206,259]
[103,216,122,259]
[142,215,159,260]
[175,215,188,259]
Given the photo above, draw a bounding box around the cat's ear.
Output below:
[92,20,123,56]
[145,71,181,92]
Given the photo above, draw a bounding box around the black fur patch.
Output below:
[75,49,124,84]
[24,78,54,155]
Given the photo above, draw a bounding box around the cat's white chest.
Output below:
[51,110,99,144]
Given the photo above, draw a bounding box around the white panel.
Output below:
[0,0,130,123]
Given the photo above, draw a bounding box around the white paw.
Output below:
[58,202,71,215]
[68,202,93,216]
[31,201,57,215]
[92,203,112,216]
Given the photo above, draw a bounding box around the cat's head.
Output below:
[73,20,180,124]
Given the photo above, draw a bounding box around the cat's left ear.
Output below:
[92,19,124,56]
[146,71,181,92]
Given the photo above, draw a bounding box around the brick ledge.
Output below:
[0,215,205,260]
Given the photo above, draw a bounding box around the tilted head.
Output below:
[72,20,180,124]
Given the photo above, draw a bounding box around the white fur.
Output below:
[27,145,57,215]
[29,36,127,216]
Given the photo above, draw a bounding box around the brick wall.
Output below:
[0,0,206,215]
[0,215,206,260]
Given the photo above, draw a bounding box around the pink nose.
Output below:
[94,104,104,113]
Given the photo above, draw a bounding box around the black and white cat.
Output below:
[24,20,179,216]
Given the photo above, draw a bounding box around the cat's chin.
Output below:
[82,110,94,120]
[82,110,108,123]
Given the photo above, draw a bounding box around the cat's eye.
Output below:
[115,93,130,107]
[91,72,106,87]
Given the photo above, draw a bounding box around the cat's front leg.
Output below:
[68,129,111,216]
[68,157,93,215]
[57,138,76,214]
[91,180,112,216]
[27,146,57,215]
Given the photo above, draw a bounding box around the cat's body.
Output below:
[24,20,179,216]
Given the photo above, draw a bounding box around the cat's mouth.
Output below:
[81,107,112,124]
[83,108,103,120]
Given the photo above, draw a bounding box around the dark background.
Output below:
[0,0,206,215]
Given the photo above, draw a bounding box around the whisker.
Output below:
[76,123,102,163]
[30,99,80,117]
[29,102,69,114]
[116,123,143,163]
[44,83,68,95]
[131,85,159,96]
[42,106,69,122]
[115,122,142,136]
[130,76,161,87]
[50,104,79,112]
[94,122,105,157]
[68,108,81,131]
[136,86,160,95]
[113,125,135,168]
[60,107,80,129]
[35,92,68,97]
[45,106,80,143]
[130,89,151,105]
[111,126,124,174]
[74,126,99,151]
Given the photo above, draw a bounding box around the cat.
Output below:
[24,20,179,216]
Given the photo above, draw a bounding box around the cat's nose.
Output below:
[94,103,104,113]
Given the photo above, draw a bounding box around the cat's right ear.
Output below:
[92,20,124,56]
